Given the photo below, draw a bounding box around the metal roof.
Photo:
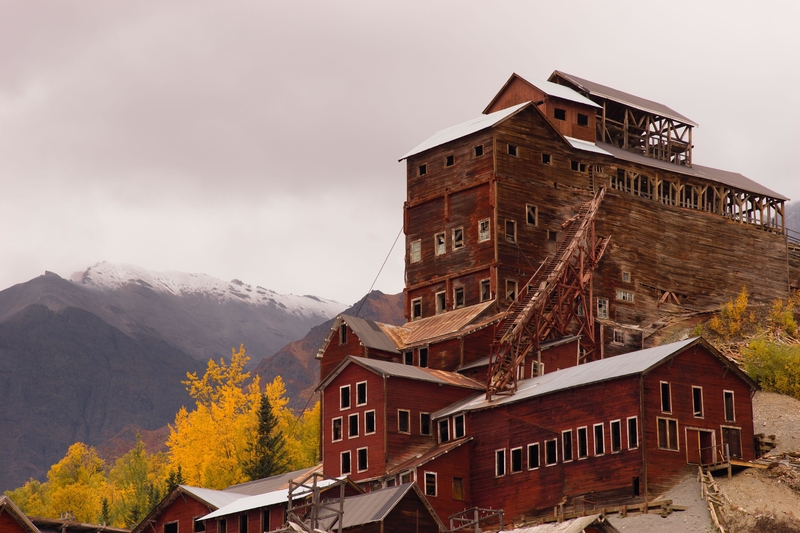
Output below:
[318,483,418,529]
[222,466,319,496]
[500,514,620,533]
[597,141,789,201]
[459,335,580,372]
[484,73,602,113]
[345,315,402,354]
[435,337,701,418]
[400,102,530,161]
[565,136,613,156]
[387,437,472,475]
[179,485,245,509]
[402,300,500,346]
[550,70,698,127]
[202,478,341,520]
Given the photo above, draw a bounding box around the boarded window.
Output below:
[453,477,464,500]
[510,447,523,473]
[528,443,540,469]
[365,411,375,434]
[478,218,491,242]
[398,410,410,433]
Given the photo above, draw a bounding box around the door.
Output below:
[722,426,742,459]
[686,428,716,465]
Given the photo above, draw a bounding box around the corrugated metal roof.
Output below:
[597,142,789,201]
[551,71,698,127]
[400,102,530,161]
[511,74,602,109]
[180,486,245,509]
[387,437,472,475]
[436,338,699,418]
[352,357,484,389]
[501,514,619,533]
[202,478,340,520]
[402,301,499,346]
[319,483,416,528]
[223,466,318,496]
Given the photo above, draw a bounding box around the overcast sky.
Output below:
[1,1,798,305]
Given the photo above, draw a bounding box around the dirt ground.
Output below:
[610,391,800,532]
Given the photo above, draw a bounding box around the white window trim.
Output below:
[332,417,343,442]
[505,219,517,243]
[438,418,450,443]
[478,218,491,242]
[424,471,438,497]
[495,448,506,477]
[660,381,672,414]
[510,446,523,474]
[364,410,376,435]
[339,385,351,411]
[597,298,609,319]
[527,442,540,470]
[453,414,465,439]
[452,227,464,250]
[622,271,631,283]
[340,450,352,475]
[356,447,368,473]
[356,381,368,407]
[627,416,639,450]
[593,423,605,456]
[435,291,446,314]
[692,386,704,418]
[610,419,622,453]
[397,409,411,434]
[411,298,422,320]
[577,426,589,459]
[612,329,624,346]
[544,438,558,466]
[723,390,736,422]
[532,360,544,377]
[562,429,573,463]
[616,289,635,303]
[410,240,421,263]
[348,412,359,439]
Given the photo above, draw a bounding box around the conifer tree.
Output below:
[243,392,289,480]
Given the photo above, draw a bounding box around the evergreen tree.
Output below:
[243,393,289,480]
[165,466,184,494]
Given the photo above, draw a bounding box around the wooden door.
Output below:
[722,427,742,459]
[686,428,715,465]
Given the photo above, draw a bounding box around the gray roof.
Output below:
[551,70,698,127]
[180,485,245,509]
[597,141,789,201]
[342,315,400,354]
[459,335,580,371]
[501,514,620,533]
[223,466,317,496]
[318,483,421,529]
[436,337,701,418]
[400,102,529,160]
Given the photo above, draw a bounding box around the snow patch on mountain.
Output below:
[70,262,346,319]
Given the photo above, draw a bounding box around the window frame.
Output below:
[364,410,376,435]
[164,522,179,533]
[495,448,506,477]
[507,144,518,157]
[356,381,367,406]
[418,347,429,368]
[474,144,484,157]
[424,471,437,497]
[420,413,431,435]
[453,286,465,309]
[340,450,352,475]
[479,278,491,302]
[478,218,491,242]
[562,429,574,462]
[452,227,464,250]
[526,204,538,227]
[357,447,368,473]
[692,386,704,418]
[445,154,454,167]
[545,439,558,466]
[418,163,427,176]
[593,423,605,456]
[411,298,422,320]
[510,446,523,474]
[506,279,518,301]
[404,350,414,365]
[723,390,736,422]
[438,419,450,443]
[612,329,625,345]
[505,220,517,243]
[332,417,343,442]
[622,271,631,283]
[348,413,359,438]
[542,153,551,165]
[554,108,566,121]
[435,291,446,314]
[610,419,622,453]
[434,232,446,256]
[577,426,588,459]
[340,385,351,411]
[657,417,679,451]
[627,416,639,449]
[239,514,247,533]
[339,323,347,344]
[453,414,465,439]
[577,113,589,126]
[660,381,672,413]
[597,298,609,319]
[527,442,540,470]
[217,519,227,533]
[616,289,635,303]
[194,517,207,533]
[397,409,410,434]
[410,240,421,263]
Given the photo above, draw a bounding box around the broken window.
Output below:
[418,164,427,176]
[452,227,464,249]
[616,289,634,302]
[526,205,538,226]
[542,153,551,165]
[597,298,609,319]
[404,351,413,365]
[410,240,421,263]
[435,233,445,255]
[453,287,465,309]
[507,144,518,157]
[505,220,516,243]
[332,417,342,441]
[622,271,631,283]
[531,360,544,377]
[571,160,580,171]
[478,218,491,242]
[547,230,557,242]
[480,279,491,302]
[435,291,446,314]
[445,154,454,167]
[554,108,566,121]
[506,280,518,301]
[693,386,704,418]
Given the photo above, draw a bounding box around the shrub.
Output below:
[742,339,800,399]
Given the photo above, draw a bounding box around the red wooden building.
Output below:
[0,496,39,533]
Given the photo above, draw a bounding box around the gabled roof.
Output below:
[436,337,755,418]
[317,355,484,392]
[387,437,472,475]
[550,70,698,127]
[402,300,501,347]
[316,315,401,359]
[483,73,602,114]
[223,465,320,495]
[179,486,245,509]
[501,514,620,533]
[0,496,40,533]
[400,102,531,161]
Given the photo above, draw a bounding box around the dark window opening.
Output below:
[411,299,422,320]
[217,519,227,533]
[365,411,375,434]
[526,205,537,226]
[348,414,358,437]
[195,518,206,533]
[420,413,431,435]
[611,420,622,452]
[425,472,437,496]
[332,418,342,441]
[571,160,579,171]
[480,279,491,301]
[547,230,557,242]
[356,382,367,405]
[724,391,735,422]
[398,410,410,433]
[453,228,464,249]
[439,419,450,442]
[577,113,589,126]
[340,386,350,409]
[507,144,517,157]
[404,351,413,365]
[454,414,465,438]
[563,430,573,462]
[511,447,523,473]
[165,523,178,533]
[339,324,347,344]
[418,164,427,176]
[454,287,465,309]
[542,153,551,165]
[657,417,679,450]
[260,511,269,533]
[554,108,566,120]
[357,448,368,471]
[239,514,247,533]
[628,417,639,449]
[693,387,704,417]
[545,439,557,465]
[436,291,446,314]
[633,476,640,497]
[474,145,483,157]
[577,427,588,458]
[594,424,605,455]
[341,451,351,475]
[528,443,540,469]
[418,347,428,368]
[505,220,516,243]
[661,382,671,412]
[495,449,506,476]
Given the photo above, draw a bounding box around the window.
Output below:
[660,382,672,413]
[452,227,464,249]
[398,410,410,434]
[622,271,631,283]
[505,220,516,243]
[348,413,359,438]
[435,233,446,255]
[453,287,465,309]
[474,145,483,157]
[542,153,551,165]
[526,204,538,226]
[507,144,517,157]
[239,514,247,533]
[594,423,605,456]
[418,164,427,176]
[165,523,178,533]
[724,391,736,422]
[597,298,609,319]
[404,351,414,365]
[527,443,540,469]
[420,413,431,435]
[411,298,422,320]
[616,289,635,302]
[480,279,491,301]
[510,447,523,473]
[657,417,679,450]
[495,449,506,476]
[340,386,351,410]
[610,420,622,453]
[217,519,227,533]
[400,472,413,484]
[571,160,580,171]
[506,280,518,301]
[545,439,558,466]
[478,218,491,242]
[577,426,588,459]
[562,430,573,462]
[418,347,428,368]
[424,472,437,496]
[356,382,367,406]
[627,417,639,449]
[439,419,450,442]
[260,510,269,533]
[454,414,465,438]
[332,417,343,441]
[532,360,544,377]
[445,154,454,167]
[554,108,566,120]
[435,291,446,314]
[341,451,351,475]
[612,329,624,345]
[365,410,376,435]
[410,240,421,263]
[692,386,704,417]
[577,113,589,126]
[453,477,464,500]
[357,447,368,472]
[339,323,347,344]
[195,518,206,532]
[547,230,558,242]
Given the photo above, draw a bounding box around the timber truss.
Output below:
[486,187,610,400]
[599,104,693,166]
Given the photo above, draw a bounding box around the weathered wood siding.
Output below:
[319,324,399,382]
[415,443,473,522]
[538,339,580,374]
[382,489,443,533]
[150,497,213,533]
[0,510,28,533]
